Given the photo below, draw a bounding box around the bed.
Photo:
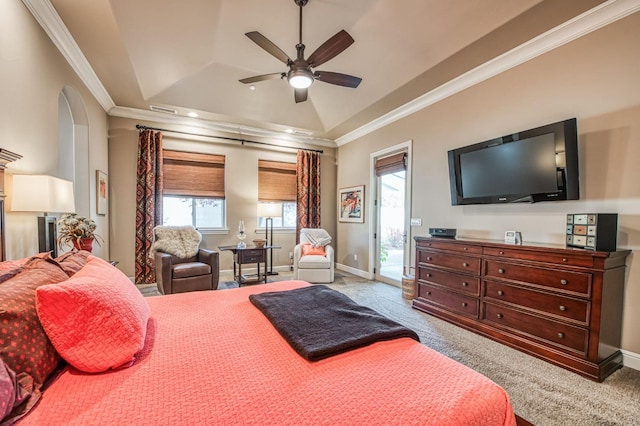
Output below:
[1,253,516,425]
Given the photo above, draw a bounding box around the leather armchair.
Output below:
[155,249,219,295]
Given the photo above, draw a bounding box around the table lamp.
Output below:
[257,202,282,275]
[11,175,76,256]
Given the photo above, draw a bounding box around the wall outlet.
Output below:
[410,218,422,226]
[289,252,293,259]
[354,254,358,261]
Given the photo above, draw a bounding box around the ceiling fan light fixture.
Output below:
[288,69,314,89]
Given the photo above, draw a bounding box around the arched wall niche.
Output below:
[58,86,90,217]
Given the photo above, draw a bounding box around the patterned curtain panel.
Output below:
[135,130,164,284]
[296,150,321,242]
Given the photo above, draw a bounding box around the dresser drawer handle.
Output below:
[462,262,469,267]
[463,247,468,251]
[426,291,431,295]
[558,332,565,339]
[427,256,432,261]
[496,313,503,319]
[499,251,504,255]
[426,273,431,278]
[560,279,568,285]
[559,305,567,311]
[461,282,468,287]
[498,268,505,274]
[497,290,504,296]
[562,258,568,262]
[461,302,467,307]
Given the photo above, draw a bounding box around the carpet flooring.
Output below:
[137,271,640,425]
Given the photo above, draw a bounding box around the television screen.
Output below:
[448,118,579,205]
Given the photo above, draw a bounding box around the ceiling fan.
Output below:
[239,0,362,103]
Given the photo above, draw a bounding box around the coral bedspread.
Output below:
[21,281,516,425]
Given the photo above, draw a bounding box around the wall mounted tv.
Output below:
[448,118,579,205]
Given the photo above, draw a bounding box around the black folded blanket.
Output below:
[249,285,419,361]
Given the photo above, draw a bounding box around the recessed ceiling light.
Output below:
[188,112,198,118]
[249,85,256,91]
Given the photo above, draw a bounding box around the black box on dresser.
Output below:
[413,236,630,382]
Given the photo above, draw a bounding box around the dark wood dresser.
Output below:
[413,236,630,381]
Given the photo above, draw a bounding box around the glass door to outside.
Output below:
[378,170,406,283]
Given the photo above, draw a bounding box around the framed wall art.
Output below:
[96,170,108,215]
[338,185,364,223]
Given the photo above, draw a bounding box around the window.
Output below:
[257,201,296,228]
[163,196,224,228]
[258,160,296,229]
[162,150,225,229]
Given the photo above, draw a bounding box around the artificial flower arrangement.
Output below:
[57,213,103,249]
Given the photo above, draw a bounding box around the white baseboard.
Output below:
[336,263,372,279]
[622,349,640,371]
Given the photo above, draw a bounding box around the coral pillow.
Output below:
[301,243,326,256]
[36,256,151,373]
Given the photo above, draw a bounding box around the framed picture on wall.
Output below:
[96,170,108,215]
[338,185,364,223]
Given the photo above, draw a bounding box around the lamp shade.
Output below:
[257,202,282,218]
[11,175,76,213]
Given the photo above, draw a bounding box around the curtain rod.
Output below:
[135,124,323,154]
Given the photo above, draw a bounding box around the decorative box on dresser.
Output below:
[413,236,630,382]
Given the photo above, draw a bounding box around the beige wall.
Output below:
[0,1,109,260]
[337,13,640,354]
[108,117,337,278]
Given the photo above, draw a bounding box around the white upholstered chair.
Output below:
[293,228,334,283]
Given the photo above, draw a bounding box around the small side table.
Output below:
[218,245,280,285]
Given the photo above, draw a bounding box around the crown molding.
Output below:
[21,0,115,112]
[23,0,639,148]
[336,0,640,146]
[109,106,337,148]
[22,0,334,148]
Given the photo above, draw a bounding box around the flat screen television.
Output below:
[448,118,579,205]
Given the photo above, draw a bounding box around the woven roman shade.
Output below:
[163,150,225,198]
[258,160,296,202]
[375,152,406,176]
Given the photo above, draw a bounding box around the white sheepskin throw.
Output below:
[152,226,202,258]
[301,228,332,247]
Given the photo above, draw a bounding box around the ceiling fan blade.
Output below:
[294,88,308,103]
[245,31,291,64]
[239,73,283,84]
[307,30,354,68]
[314,71,362,88]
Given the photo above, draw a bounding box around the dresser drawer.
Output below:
[483,302,588,355]
[484,281,590,325]
[484,260,591,296]
[483,247,594,268]
[418,251,481,275]
[238,249,265,263]
[418,267,480,296]
[417,284,479,318]
[417,239,482,255]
